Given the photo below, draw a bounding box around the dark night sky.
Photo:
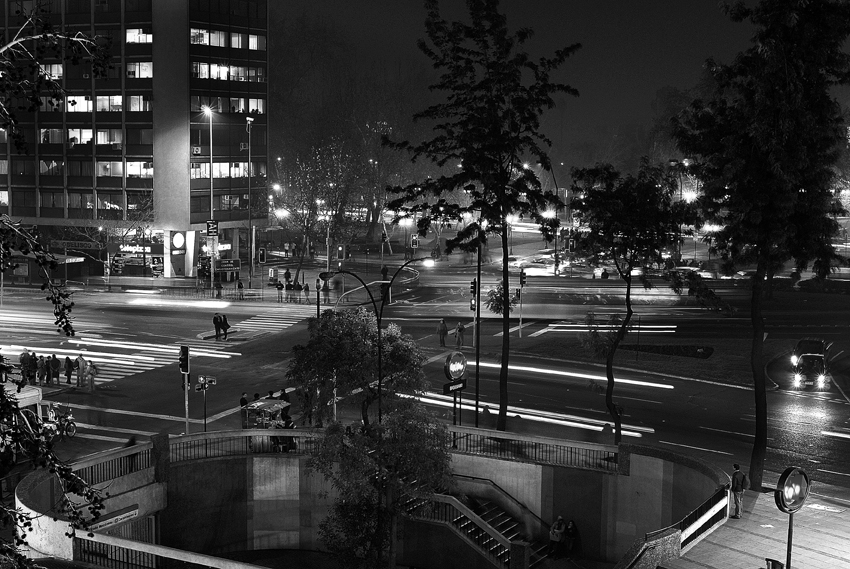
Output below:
[285,1,755,155]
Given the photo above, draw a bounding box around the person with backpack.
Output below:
[730,463,749,518]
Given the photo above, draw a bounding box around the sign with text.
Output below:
[206,220,219,235]
[50,240,100,250]
[215,259,241,272]
[443,379,466,395]
[444,351,467,381]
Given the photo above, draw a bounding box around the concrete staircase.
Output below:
[465,497,549,568]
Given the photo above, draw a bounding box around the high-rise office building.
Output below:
[0,0,268,279]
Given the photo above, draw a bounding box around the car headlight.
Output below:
[791,355,799,366]
[793,373,802,386]
[817,374,826,386]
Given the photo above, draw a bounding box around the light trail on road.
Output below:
[68,338,237,359]
[473,361,674,389]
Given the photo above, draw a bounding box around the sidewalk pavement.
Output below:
[661,475,850,569]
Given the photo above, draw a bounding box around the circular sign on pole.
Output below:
[444,351,467,381]
[319,271,332,281]
[775,466,811,514]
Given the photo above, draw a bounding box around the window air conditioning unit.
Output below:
[192,146,201,155]
[83,74,91,79]
[111,143,122,150]
[239,143,248,151]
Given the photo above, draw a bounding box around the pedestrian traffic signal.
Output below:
[516,287,521,299]
[520,270,527,286]
[258,247,266,264]
[469,298,476,311]
[337,245,345,260]
[411,234,419,249]
[179,345,190,373]
[568,239,576,252]
[469,278,477,295]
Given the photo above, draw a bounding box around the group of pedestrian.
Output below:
[274,268,311,304]
[212,313,230,340]
[548,516,578,559]
[436,319,466,348]
[14,349,97,388]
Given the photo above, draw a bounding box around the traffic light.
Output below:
[337,245,345,260]
[411,234,419,249]
[469,298,476,311]
[258,247,266,264]
[179,345,190,373]
[569,239,576,252]
[516,287,521,299]
[520,270,527,286]
[469,278,477,295]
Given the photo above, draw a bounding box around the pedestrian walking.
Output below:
[276,280,284,302]
[730,463,748,518]
[213,313,223,340]
[220,314,230,340]
[36,355,47,386]
[303,282,310,303]
[49,354,61,385]
[548,516,566,558]
[74,354,87,387]
[214,280,223,299]
[283,242,290,258]
[283,268,291,283]
[64,356,74,384]
[454,322,466,348]
[237,278,245,300]
[322,280,330,304]
[437,319,448,347]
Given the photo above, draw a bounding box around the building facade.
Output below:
[0,0,268,279]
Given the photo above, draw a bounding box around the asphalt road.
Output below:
[2,272,849,503]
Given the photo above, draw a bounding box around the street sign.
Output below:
[443,379,466,395]
[444,352,467,380]
[215,259,241,271]
[194,384,203,392]
[50,240,100,250]
[206,220,219,235]
[318,271,332,281]
[198,375,217,385]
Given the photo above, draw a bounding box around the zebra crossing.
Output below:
[0,336,238,385]
[231,304,316,334]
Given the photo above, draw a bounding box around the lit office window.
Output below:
[127,95,152,111]
[43,64,63,79]
[231,33,244,49]
[190,163,209,179]
[126,161,153,178]
[192,62,209,79]
[39,160,64,176]
[96,161,124,177]
[248,34,266,50]
[126,62,153,78]
[0,160,7,174]
[248,98,265,114]
[96,95,123,112]
[126,28,152,43]
[212,162,229,178]
[209,63,228,80]
[66,96,93,112]
[209,30,227,47]
[39,128,63,144]
[190,28,209,45]
[67,128,93,145]
[96,129,123,145]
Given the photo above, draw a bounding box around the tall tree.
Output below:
[673,0,850,489]
[289,308,452,568]
[570,160,684,443]
[0,5,112,563]
[386,0,580,430]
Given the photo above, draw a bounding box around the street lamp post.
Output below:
[331,257,433,424]
[204,106,215,218]
[246,116,254,288]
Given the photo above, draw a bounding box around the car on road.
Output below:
[521,257,563,276]
[790,338,833,391]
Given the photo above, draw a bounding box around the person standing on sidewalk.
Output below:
[213,313,223,340]
[454,322,465,348]
[49,354,61,385]
[64,356,74,384]
[730,463,748,518]
[548,516,565,558]
[437,319,448,347]
[237,278,245,300]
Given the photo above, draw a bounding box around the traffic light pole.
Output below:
[183,372,189,434]
[474,238,482,428]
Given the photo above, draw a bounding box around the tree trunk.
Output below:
[496,230,511,431]
[748,261,768,491]
[605,274,632,445]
